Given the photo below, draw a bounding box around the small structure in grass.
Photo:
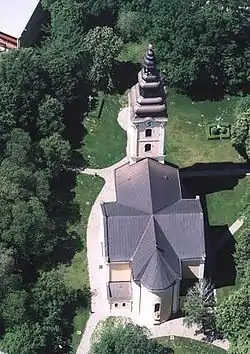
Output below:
[206,123,231,140]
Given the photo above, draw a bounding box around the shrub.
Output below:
[235,96,250,115]
[211,126,220,135]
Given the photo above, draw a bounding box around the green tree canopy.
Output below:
[0,323,47,354]
[90,317,169,354]
[149,0,250,91]
[231,109,250,160]
[84,26,123,90]
[39,133,71,174]
[1,290,29,327]
[183,279,216,334]
[216,285,250,353]
[37,95,64,138]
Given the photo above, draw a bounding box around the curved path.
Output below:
[76,107,229,353]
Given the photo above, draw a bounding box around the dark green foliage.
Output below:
[216,285,250,354]
[235,95,250,115]
[149,0,250,92]
[0,0,93,351]
[234,218,250,281]
[1,323,47,354]
[37,95,64,138]
[91,317,169,354]
[183,280,216,336]
[231,104,250,159]
[84,26,123,91]
[1,290,29,327]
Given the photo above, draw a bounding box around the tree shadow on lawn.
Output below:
[63,85,90,169]
[46,169,83,268]
[186,78,225,102]
[112,60,141,94]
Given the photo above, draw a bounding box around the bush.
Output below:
[211,126,220,135]
[206,123,231,140]
[117,10,149,42]
[235,96,250,115]
[220,126,227,134]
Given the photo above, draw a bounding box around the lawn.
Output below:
[118,40,148,63]
[157,336,226,354]
[206,176,248,226]
[166,91,242,167]
[81,94,126,168]
[81,90,243,170]
[59,174,104,352]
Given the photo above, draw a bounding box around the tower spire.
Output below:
[126,42,168,164]
[143,44,156,75]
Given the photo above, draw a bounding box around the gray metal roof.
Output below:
[103,158,205,291]
[107,281,132,301]
[115,158,181,214]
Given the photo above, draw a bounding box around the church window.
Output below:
[145,128,152,137]
[145,143,151,152]
[154,303,160,312]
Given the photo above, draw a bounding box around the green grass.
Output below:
[59,174,104,351]
[81,94,126,168]
[158,336,226,354]
[70,307,90,352]
[206,177,247,226]
[81,89,242,170]
[118,40,148,63]
[166,90,242,167]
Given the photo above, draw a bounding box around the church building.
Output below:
[100,45,206,325]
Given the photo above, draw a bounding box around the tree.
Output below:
[234,219,250,280]
[2,197,54,260]
[149,0,250,91]
[1,290,29,327]
[117,10,148,42]
[0,244,20,299]
[183,279,216,335]
[216,285,250,353]
[231,109,250,160]
[41,0,87,102]
[235,95,250,115]
[0,322,47,354]
[5,128,32,166]
[0,48,48,135]
[39,133,71,174]
[30,269,87,352]
[90,317,170,354]
[84,26,123,90]
[37,95,64,138]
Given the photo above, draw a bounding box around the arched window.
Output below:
[145,128,152,137]
[154,303,160,312]
[145,144,151,152]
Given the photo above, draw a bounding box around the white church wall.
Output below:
[139,284,173,324]
[131,280,141,314]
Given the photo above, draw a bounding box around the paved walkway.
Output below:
[76,156,128,354]
[229,217,244,235]
[118,107,129,132]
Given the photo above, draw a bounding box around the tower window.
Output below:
[145,144,151,152]
[145,128,152,137]
[154,303,160,312]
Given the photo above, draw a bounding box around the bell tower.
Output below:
[127,44,167,164]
